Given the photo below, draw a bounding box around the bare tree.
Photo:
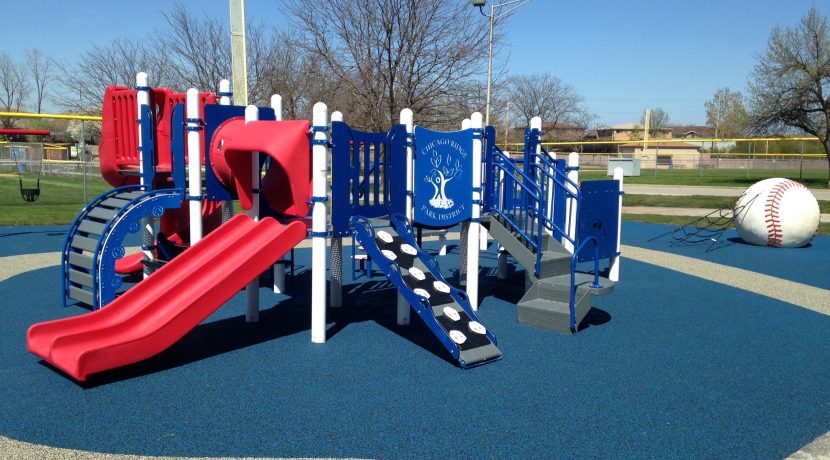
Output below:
[705,88,749,138]
[26,49,53,114]
[0,53,29,129]
[509,72,590,130]
[158,4,230,94]
[641,107,670,133]
[54,39,178,113]
[748,6,830,185]
[284,0,490,131]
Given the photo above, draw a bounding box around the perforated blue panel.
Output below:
[413,127,474,228]
[577,180,620,263]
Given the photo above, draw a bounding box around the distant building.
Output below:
[618,141,706,169]
[596,122,672,141]
[670,125,715,139]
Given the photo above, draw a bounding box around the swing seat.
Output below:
[19,178,40,203]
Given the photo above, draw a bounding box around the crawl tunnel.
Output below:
[209,119,312,218]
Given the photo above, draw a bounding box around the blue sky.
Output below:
[4,0,829,126]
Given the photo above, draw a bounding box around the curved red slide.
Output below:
[28,214,307,382]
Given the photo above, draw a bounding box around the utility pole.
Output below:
[229,0,248,105]
[473,0,532,126]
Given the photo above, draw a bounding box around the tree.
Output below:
[283,0,490,131]
[641,107,670,135]
[67,119,102,144]
[705,88,749,138]
[26,49,53,114]
[509,72,590,130]
[54,39,178,113]
[748,7,830,186]
[0,53,29,129]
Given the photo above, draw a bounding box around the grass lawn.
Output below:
[0,173,110,226]
[581,168,830,188]
[1,172,827,236]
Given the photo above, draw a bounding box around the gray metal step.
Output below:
[68,286,93,306]
[485,215,537,274]
[70,235,98,253]
[100,197,130,209]
[517,284,593,334]
[117,191,146,200]
[68,269,93,288]
[485,215,571,280]
[538,273,615,298]
[68,252,93,270]
[77,219,106,236]
[87,207,119,221]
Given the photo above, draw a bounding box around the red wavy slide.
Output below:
[28,214,307,382]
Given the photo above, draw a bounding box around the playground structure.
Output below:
[27,71,623,381]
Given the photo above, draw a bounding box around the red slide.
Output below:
[28,214,307,382]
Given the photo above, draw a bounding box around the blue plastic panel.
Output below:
[576,180,620,263]
[330,122,404,237]
[203,104,276,201]
[412,127,474,228]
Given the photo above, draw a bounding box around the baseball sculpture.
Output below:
[733,178,820,248]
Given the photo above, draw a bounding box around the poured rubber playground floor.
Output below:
[0,221,828,459]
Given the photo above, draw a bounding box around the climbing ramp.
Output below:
[351,214,502,368]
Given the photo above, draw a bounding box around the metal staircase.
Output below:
[483,124,620,334]
[62,185,185,309]
[486,215,614,334]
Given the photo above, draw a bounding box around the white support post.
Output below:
[459,118,471,285]
[609,167,623,282]
[186,89,204,246]
[467,112,483,310]
[136,73,154,280]
[219,79,234,223]
[329,110,344,309]
[563,151,579,254]
[531,117,554,237]
[398,108,414,325]
[270,94,288,295]
[479,120,489,251]
[244,105,260,323]
[311,102,328,343]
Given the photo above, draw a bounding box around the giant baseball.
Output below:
[733,178,820,248]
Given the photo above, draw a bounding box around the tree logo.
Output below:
[425,152,462,209]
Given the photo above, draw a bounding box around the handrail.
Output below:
[523,151,581,247]
[569,236,602,332]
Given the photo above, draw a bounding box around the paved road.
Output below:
[623,206,830,223]
[625,183,830,200]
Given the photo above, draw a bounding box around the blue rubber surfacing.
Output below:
[0,223,828,459]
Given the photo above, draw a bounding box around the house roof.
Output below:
[601,122,671,131]
[670,125,715,136]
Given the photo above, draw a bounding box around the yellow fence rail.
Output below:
[0,111,102,122]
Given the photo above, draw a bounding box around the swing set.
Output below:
[0,128,51,202]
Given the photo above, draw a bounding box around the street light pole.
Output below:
[485,2,495,127]
[476,0,532,127]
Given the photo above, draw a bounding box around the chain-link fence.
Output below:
[0,142,100,176]
[516,138,830,182]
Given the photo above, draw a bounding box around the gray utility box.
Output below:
[607,158,641,176]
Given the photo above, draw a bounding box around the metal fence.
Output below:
[0,142,99,176]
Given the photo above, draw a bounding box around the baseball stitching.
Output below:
[764,179,802,247]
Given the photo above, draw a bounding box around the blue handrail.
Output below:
[569,236,602,332]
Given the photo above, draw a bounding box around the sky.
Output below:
[3,0,830,127]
